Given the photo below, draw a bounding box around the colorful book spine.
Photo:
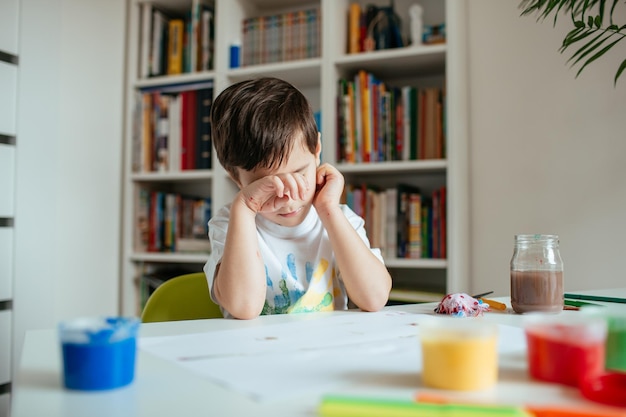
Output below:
[167,19,184,75]
[240,7,320,66]
[137,188,211,253]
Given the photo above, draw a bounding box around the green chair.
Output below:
[141,272,223,322]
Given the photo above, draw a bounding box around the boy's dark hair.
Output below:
[210,77,319,180]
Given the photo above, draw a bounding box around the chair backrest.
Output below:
[141,272,223,323]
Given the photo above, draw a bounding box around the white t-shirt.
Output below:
[203,204,383,318]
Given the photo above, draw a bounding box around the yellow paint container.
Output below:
[420,318,498,391]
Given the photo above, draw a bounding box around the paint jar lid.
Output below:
[579,372,626,407]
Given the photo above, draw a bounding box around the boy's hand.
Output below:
[238,173,309,214]
[313,163,344,211]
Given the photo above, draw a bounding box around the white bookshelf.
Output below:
[0,0,19,412]
[121,0,469,315]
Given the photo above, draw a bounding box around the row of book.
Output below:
[337,70,446,163]
[139,0,214,78]
[132,82,213,173]
[347,3,404,53]
[347,3,446,54]
[241,7,321,67]
[134,188,212,254]
[344,183,446,260]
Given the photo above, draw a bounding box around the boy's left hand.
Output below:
[313,163,344,211]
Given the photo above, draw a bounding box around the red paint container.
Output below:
[524,314,607,387]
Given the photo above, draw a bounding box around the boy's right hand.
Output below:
[236,173,309,214]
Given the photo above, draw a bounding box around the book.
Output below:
[134,187,150,252]
[167,94,181,172]
[180,89,197,170]
[348,3,361,54]
[200,5,215,71]
[139,2,153,79]
[154,92,170,172]
[141,93,153,172]
[408,193,422,259]
[384,187,398,259]
[195,87,213,170]
[131,91,143,172]
[167,19,184,75]
[150,8,171,76]
[396,184,421,258]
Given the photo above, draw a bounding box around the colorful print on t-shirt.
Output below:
[261,255,335,315]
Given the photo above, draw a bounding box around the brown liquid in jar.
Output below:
[510,270,563,314]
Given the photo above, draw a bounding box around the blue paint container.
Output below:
[59,317,140,391]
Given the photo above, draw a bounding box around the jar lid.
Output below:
[579,372,626,407]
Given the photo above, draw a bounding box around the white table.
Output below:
[11,290,626,417]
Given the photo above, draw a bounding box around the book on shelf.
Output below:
[139,2,153,79]
[190,0,215,72]
[167,19,184,75]
[138,0,215,78]
[336,71,446,164]
[134,188,212,254]
[195,87,212,170]
[241,6,320,67]
[384,187,398,259]
[348,3,361,54]
[180,89,197,170]
[131,91,143,172]
[343,183,446,260]
[396,183,421,259]
[150,7,171,77]
[346,2,405,54]
[132,81,213,173]
[134,187,150,252]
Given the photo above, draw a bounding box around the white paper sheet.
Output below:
[139,311,527,402]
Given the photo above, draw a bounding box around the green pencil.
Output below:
[564,293,626,304]
[564,299,605,308]
[319,395,532,417]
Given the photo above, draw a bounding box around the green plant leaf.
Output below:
[576,37,622,77]
[610,0,619,25]
[594,15,602,28]
[614,59,626,85]
[575,20,586,28]
[568,31,614,66]
[561,28,595,49]
[588,15,595,27]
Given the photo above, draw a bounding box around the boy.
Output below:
[204,77,391,319]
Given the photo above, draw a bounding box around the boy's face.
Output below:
[235,134,322,227]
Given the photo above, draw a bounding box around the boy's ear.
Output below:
[315,132,322,164]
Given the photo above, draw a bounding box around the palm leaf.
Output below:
[519,0,626,84]
[565,29,611,62]
[615,59,626,85]
[576,37,622,77]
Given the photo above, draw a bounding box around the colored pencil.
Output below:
[563,293,626,304]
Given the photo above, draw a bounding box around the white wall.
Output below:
[467,0,626,296]
[13,0,125,372]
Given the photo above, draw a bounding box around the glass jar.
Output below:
[510,234,564,314]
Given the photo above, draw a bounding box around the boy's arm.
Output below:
[314,164,392,311]
[213,172,309,319]
[212,195,267,319]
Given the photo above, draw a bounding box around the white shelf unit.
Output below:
[0,0,19,411]
[121,0,468,315]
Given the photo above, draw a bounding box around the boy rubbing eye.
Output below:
[203,77,392,319]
